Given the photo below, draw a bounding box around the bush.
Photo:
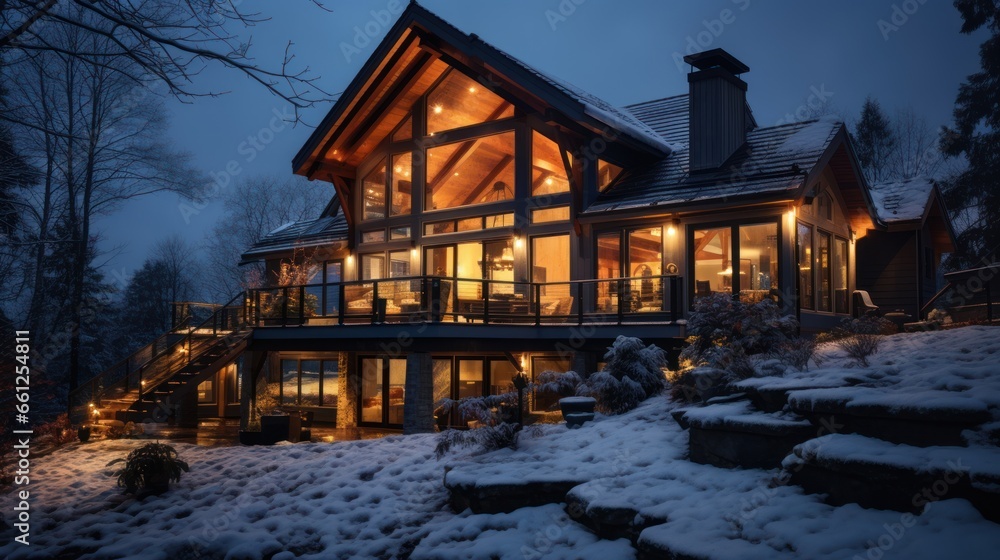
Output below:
[440,391,521,427]
[578,372,645,415]
[105,421,143,440]
[36,414,77,446]
[816,316,894,367]
[536,370,583,400]
[107,442,189,495]
[434,422,520,458]
[602,336,667,398]
[671,294,808,402]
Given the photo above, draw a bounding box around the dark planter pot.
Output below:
[559,397,596,428]
[139,472,171,497]
[261,415,290,445]
[238,430,264,446]
[78,426,92,443]
[559,397,596,416]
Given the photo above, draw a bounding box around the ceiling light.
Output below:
[469,87,477,93]
[433,104,443,114]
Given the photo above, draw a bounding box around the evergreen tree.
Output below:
[941,0,1000,267]
[851,96,897,185]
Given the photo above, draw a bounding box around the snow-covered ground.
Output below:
[2,326,999,559]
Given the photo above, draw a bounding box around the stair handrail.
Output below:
[68,314,193,415]
[70,292,247,417]
[137,291,249,402]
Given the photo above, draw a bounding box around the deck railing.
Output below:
[247,275,682,327]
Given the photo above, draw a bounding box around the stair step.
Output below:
[785,433,1000,522]
[680,401,816,469]
[787,387,991,447]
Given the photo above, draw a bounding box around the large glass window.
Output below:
[324,261,342,316]
[737,223,779,303]
[281,360,298,405]
[362,159,387,220]
[532,235,571,311]
[629,228,663,311]
[458,360,484,400]
[818,232,832,312]
[197,379,214,403]
[798,222,814,310]
[433,359,452,406]
[360,358,383,424]
[280,359,338,407]
[390,152,412,216]
[597,232,621,313]
[834,238,849,314]
[427,69,513,134]
[693,227,732,298]
[489,360,518,395]
[361,254,385,280]
[321,361,338,406]
[532,356,571,411]
[300,360,321,406]
[531,131,570,196]
[425,131,515,211]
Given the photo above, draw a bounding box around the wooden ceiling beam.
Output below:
[329,174,355,231]
[457,154,513,206]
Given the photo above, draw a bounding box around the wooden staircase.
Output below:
[70,293,250,425]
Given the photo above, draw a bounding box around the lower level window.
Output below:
[280,359,338,407]
[197,380,214,403]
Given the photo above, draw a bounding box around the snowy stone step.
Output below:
[564,490,667,545]
[787,387,992,447]
[444,473,589,515]
[785,433,1000,522]
[680,401,816,469]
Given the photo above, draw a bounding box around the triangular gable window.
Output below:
[427,68,514,135]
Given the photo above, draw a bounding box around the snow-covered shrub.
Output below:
[440,391,521,426]
[536,370,583,400]
[36,414,77,446]
[817,316,894,367]
[578,371,646,415]
[672,294,806,402]
[927,308,952,326]
[434,422,520,458]
[602,335,668,398]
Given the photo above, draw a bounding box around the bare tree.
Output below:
[5,10,206,392]
[0,0,331,124]
[202,175,328,302]
[152,234,202,305]
[890,107,946,181]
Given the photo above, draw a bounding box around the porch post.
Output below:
[403,352,435,434]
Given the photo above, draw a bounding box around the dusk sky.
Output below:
[95,0,985,290]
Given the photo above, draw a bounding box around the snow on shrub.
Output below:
[578,371,646,415]
[816,316,895,367]
[434,422,521,458]
[672,294,809,402]
[439,391,521,426]
[536,370,583,400]
[602,335,667,398]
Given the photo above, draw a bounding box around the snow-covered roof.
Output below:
[240,214,348,263]
[585,97,843,214]
[868,177,935,223]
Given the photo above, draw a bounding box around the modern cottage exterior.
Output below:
[74,3,954,434]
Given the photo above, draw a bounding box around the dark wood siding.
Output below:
[857,231,919,317]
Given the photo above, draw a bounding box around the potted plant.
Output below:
[239,419,263,445]
[107,442,189,496]
[77,425,92,443]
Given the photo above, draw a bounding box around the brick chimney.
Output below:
[684,49,750,172]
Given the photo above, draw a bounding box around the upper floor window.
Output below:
[426,69,513,135]
[532,131,570,196]
[597,159,623,192]
[362,158,387,220]
[425,131,515,211]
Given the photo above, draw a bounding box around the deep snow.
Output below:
[1,326,999,559]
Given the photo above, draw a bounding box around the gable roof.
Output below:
[868,177,936,224]
[585,95,845,214]
[240,214,348,264]
[292,1,671,178]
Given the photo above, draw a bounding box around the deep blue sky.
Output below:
[95,0,985,289]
